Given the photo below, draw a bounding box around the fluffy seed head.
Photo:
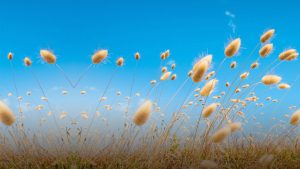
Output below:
[188,70,193,77]
[7,52,13,60]
[260,29,275,43]
[171,64,176,69]
[279,49,297,60]
[278,83,291,89]
[286,52,299,61]
[24,57,32,66]
[150,80,157,85]
[133,101,152,126]
[200,79,218,96]
[135,52,140,60]
[116,57,124,66]
[0,101,16,126]
[192,55,212,83]
[160,50,170,60]
[225,38,241,57]
[229,122,242,132]
[161,66,167,73]
[259,44,273,57]
[262,75,282,85]
[290,110,300,125]
[160,72,172,81]
[92,50,108,64]
[40,50,56,64]
[230,61,237,69]
[251,62,259,69]
[240,72,249,79]
[212,126,231,143]
[171,74,177,80]
[202,103,218,118]
[192,60,208,83]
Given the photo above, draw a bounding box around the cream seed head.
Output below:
[202,103,217,118]
[262,75,282,85]
[171,63,176,69]
[160,72,172,81]
[192,55,212,83]
[133,100,152,126]
[200,79,218,96]
[212,126,231,143]
[229,122,242,132]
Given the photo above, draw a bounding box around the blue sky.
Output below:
[0,0,299,132]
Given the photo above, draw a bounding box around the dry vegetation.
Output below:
[0,29,300,168]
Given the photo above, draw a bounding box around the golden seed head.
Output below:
[259,44,273,57]
[24,57,32,66]
[200,79,218,96]
[116,57,124,66]
[262,75,282,85]
[7,52,13,60]
[225,38,241,57]
[202,103,217,118]
[286,52,299,61]
[290,110,300,125]
[0,101,16,126]
[230,61,237,69]
[279,49,297,60]
[212,126,231,143]
[192,55,212,83]
[171,74,177,80]
[229,122,242,132]
[40,49,56,64]
[134,52,140,60]
[240,72,249,79]
[278,83,291,89]
[161,66,167,73]
[260,29,275,43]
[92,49,108,64]
[251,62,259,69]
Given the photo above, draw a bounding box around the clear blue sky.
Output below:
[0,0,299,131]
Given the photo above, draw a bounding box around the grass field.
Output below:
[0,29,300,168]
